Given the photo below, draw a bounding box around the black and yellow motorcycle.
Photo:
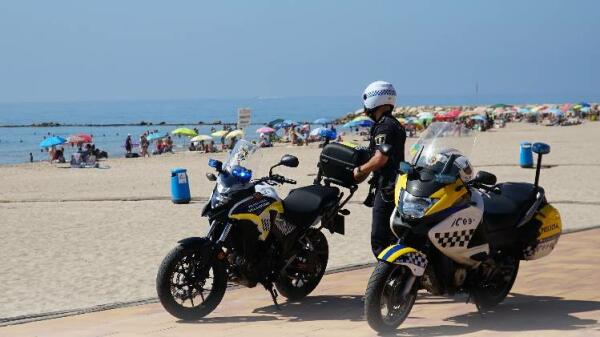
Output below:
[156,140,358,320]
[364,122,562,332]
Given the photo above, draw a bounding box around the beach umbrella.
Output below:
[581,106,591,113]
[342,122,354,128]
[267,118,284,127]
[579,102,591,108]
[171,128,198,137]
[354,119,374,127]
[313,118,332,125]
[190,135,212,142]
[256,126,276,134]
[352,116,372,122]
[146,133,168,142]
[560,103,571,112]
[531,105,548,113]
[490,103,513,109]
[39,136,67,148]
[471,115,486,121]
[319,129,336,140]
[67,133,92,144]
[310,127,326,136]
[396,117,407,124]
[518,107,530,114]
[211,130,229,137]
[225,130,244,139]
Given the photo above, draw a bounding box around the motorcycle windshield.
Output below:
[409,122,476,174]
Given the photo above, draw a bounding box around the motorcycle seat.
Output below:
[482,182,539,232]
[283,185,339,227]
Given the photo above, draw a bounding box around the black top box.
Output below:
[319,142,370,187]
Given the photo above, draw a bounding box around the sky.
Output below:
[0,0,598,103]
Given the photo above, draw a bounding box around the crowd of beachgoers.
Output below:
[33,102,599,167]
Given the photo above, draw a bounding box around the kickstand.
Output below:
[467,292,485,318]
[265,284,281,310]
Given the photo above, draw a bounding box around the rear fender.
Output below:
[377,244,428,276]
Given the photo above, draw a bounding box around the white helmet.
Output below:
[454,155,474,182]
[362,81,397,109]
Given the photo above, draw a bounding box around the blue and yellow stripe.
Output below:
[378,244,418,263]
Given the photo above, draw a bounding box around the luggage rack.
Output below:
[312,167,358,235]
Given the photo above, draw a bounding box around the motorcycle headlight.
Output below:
[211,191,231,208]
[398,189,438,219]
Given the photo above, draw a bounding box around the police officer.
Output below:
[353,81,406,257]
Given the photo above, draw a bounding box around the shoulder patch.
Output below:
[375,134,387,145]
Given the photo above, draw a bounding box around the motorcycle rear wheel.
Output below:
[364,262,417,332]
[156,243,227,320]
[275,229,329,300]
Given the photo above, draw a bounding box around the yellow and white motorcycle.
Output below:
[364,122,562,332]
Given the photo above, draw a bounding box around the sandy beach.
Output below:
[1,122,599,319]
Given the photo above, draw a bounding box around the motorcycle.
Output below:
[156,140,360,320]
[364,122,562,332]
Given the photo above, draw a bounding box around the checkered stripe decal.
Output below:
[434,229,475,248]
[397,252,428,269]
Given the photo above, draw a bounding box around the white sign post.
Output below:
[237,108,251,131]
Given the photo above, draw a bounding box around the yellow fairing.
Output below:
[536,204,562,240]
[425,179,467,216]
[394,174,408,205]
[229,201,284,241]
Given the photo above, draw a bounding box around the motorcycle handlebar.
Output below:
[254,174,296,185]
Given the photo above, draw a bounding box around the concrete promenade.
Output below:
[2,228,600,337]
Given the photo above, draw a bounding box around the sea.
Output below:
[0,94,597,164]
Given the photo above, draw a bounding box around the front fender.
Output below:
[177,237,210,249]
[377,244,428,276]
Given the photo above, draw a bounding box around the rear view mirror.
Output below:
[399,161,414,174]
[206,173,217,181]
[473,171,497,185]
[532,142,550,155]
[280,154,299,168]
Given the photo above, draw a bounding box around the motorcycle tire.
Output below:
[276,229,329,300]
[156,243,227,320]
[472,259,519,309]
[364,262,417,333]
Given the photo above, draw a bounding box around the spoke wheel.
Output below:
[156,243,227,320]
[276,229,329,300]
[365,262,417,332]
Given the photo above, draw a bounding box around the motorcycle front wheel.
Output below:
[156,243,227,320]
[275,229,329,300]
[364,262,417,332]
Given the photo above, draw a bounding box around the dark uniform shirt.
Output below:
[369,113,406,192]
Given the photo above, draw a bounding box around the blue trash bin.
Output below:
[520,142,533,168]
[171,168,191,204]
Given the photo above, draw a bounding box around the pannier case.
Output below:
[319,142,370,187]
[521,204,562,260]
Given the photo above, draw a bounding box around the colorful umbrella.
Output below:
[313,118,332,124]
[310,127,327,136]
[225,130,244,139]
[67,133,92,144]
[146,133,168,142]
[171,128,198,137]
[190,135,212,142]
[211,130,229,137]
[267,118,284,127]
[471,115,486,121]
[490,103,513,109]
[352,116,372,122]
[256,126,276,134]
[39,136,67,148]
